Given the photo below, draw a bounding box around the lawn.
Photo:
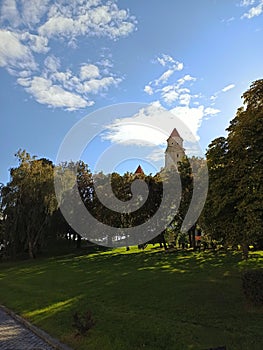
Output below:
[0,247,262,350]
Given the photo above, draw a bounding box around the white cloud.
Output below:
[38,16,74,38]
[144,55,191,105]
[240,0,255,6]
[155,68,175,86]
[100,58,113,68]
[0,0,50,27]
[103,123,168,147]
[20,32,49,53]
[204,107,221,116]
[146,68,196,106]
[17,77,31,87]
[161,88,179,104]
[241,0,263,18]
[210,83,236,102]
[52,71,73,85]
[17,58,121,109]
[240,0,256,7]
[44,55,60,72]
[18,70,31,78]
[102,103,214,162]
[0,0,20,27]
[25,76,92,110]
[170,106,205,141]
[146,148,165,162]
[0,30,36,71]
[38,1,136,40]
[80,64,100,80]
[144,85,154,95]
[221,84,235,92]
[20,0,50,25]
[104,103,202,149]
[157,54,182,69]
[142,55,223,143]
[179,93,191,106]
[161,84,192,105]
[177,74,196,86]
[151,55,184,87]
[0,0,136,110]
[79,76,121,94]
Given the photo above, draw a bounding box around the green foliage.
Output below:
[242,269,263,306]
[0,150,57,258]
[200,79,263,255]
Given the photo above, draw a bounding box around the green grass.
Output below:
[0,247,262,350]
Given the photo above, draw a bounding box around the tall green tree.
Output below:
[199,137,235,242]
[226,80,263,255]
[200,80,263,257]
[1,150,57,258]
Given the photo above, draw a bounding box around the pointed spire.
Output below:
[170,128,182,139]
[134,165,144,174]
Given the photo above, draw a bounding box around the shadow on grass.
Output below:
[0,248,262,350]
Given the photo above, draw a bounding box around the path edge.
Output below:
[0,304,74,350]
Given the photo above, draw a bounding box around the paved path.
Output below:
[0,306,72,350]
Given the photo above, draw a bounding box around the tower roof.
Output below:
[169,128,182,139]
[134,165,144,174]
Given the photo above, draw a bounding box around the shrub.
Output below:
[72,310,95,336]
[242,269,263,305]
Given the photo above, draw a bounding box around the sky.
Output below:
[1,0,263,184]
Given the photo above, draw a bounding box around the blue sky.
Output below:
[1,0,263,184]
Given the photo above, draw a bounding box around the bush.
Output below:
[242,269,263,305]
[72,310,95,336]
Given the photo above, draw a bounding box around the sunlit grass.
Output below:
[0,248,262,350]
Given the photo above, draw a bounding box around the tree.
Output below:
[226,80,263,256]
[199,137,235,243]
[1,150,57,258]
[200,80,263,257]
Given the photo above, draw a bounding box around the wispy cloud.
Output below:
[140,54,223,146]
[144,55,196,108]
[221,83,235,92]
[160,75,196,105]
[210,83,235,102]
[240,0,263,19]
[204,107,221,116]
[0,0,136,110]
[144,54,184,93]
[144,85,154,95]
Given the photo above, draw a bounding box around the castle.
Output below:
[135,128,185,174]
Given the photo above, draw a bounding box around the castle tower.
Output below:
[165,128,185,169]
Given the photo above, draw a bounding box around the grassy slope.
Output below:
[0,248,262,350]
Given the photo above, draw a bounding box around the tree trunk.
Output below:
[76,234,81,248]
[242,242,249,260]
[188,232,192,247]
[28,241,35,259]
[160,232,168,250]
